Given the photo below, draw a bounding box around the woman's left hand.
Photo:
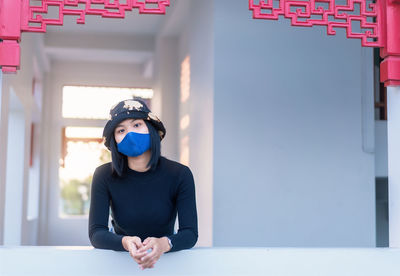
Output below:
[134,237,171,270]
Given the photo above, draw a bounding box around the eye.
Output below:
[117,129,125,134]
[133,123,141,128]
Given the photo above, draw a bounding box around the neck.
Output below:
[127,150,152,172]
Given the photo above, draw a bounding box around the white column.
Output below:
[0,70,3,244]
[387,86,400,247]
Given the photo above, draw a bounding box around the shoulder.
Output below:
[160,156,193,178]
[93,162,113,179]
[160,157,195,197]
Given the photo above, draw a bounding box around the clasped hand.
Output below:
[122,236,170,270]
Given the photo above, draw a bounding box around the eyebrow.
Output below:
[115,119,138,128]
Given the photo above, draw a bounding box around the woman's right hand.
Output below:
[122,236,147,265]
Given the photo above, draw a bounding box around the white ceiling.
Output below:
[42,5,170,72]
[39,1,191,74]
[45,47,153,63]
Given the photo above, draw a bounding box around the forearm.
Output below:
[168,166,198,253]
[166,229,198,253]
[89,228,125,251]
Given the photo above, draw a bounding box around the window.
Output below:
[59,127,108,216]
[62,85,153,119]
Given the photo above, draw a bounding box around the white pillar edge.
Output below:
[0,70,3,245]
[387,85,400,247]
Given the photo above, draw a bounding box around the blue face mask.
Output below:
[117,131,151,157]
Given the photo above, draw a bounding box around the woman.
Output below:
[88,98,198,270]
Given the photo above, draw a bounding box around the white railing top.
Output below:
[1,246,400,276]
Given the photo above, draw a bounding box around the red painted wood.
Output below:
[249,0,381,47]
[0,0,22,40]
[20,0,171,32]
[0,40,20,73]
[379,0,400,86]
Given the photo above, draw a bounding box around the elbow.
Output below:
[89,229,105,249]
[89,231,100,249]
[189,230,198,248]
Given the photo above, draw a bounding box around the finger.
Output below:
[144,237,155,244]
[132,250,148,262]
[140,248,157,263]
[138,240,154,253]
[139,261,153,270]
[128,243,137,257]
[130,249,141,261]
[134,256,145,265]
[142,237,151,246]
[131,238,143,249]
[141,251,159,268]
[130,248,141,259]
[148,258,158,268]
[129,240,140,252]
[141,257,156,269]
[147,254,160,268]
[129,245,145,262]
[133,252,148,261]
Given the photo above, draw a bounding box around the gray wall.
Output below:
[153,36,180,160]
[212,0,375,246]
[375,121,388,177]
[171,0,214,246]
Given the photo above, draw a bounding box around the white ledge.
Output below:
[1,246,399,276]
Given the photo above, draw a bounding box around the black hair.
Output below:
[110,120,161,177]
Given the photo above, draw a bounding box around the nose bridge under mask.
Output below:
[117,131,151,157]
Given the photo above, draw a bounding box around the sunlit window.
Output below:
[59,127,110,217]
[62,86,153,119]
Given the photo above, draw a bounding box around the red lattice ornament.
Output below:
[0,0,170,73]
[249,0,381,47]
[21,0,171,33]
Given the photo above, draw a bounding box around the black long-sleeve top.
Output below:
[88,156,198,252]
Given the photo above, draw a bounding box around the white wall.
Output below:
[212,0,376,246]
[387,86,400,247]
[3,90,25,245]
[0,71,6,245]
[0,33,46,245]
